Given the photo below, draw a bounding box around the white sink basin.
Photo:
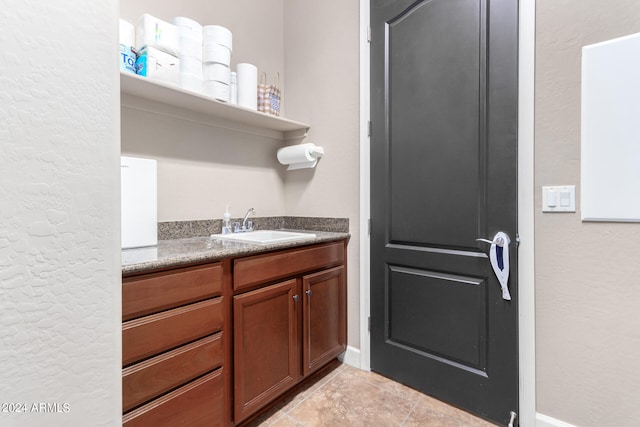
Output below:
[210,230,316,244]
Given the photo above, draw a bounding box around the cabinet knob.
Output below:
[306,290,312,297]
[293,295,299,302]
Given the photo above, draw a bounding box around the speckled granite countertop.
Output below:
[122,230,349,276]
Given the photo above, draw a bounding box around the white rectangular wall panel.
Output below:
[581,32,640,221]
[121,156,158,248]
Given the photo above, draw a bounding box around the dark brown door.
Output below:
[370,0,519,425]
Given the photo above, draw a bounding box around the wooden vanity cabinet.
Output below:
[302,266,346,377]
[233,241,347,424]
[121,239,348,426]
[122,263,230,427]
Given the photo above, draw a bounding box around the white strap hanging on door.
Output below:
[476,232,512,301]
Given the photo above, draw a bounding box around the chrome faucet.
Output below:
[234,208,255,233]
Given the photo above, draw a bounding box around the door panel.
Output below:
[388,0,483,248]
[387,266,486,369]
[370,0,518,424]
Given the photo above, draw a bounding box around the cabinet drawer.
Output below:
[123,369,224,427]
[234,242,345,291]
[123,333,223,412]
[123,263,223,321]
[123,298,223,366]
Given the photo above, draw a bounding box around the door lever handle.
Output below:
[477,232,512,301]
[476,236,508,247]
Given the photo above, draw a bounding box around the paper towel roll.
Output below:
[277,143,324,170]
[203,25,232,51]
[180,72,202,93]
[203,44,231,65]
[179,36,202,59]
[181,56,202,76]
[173,18,203,47]
[203,80,230,102]
[172,17,202,33]
[237,63,257,110]
[203,62,230,84]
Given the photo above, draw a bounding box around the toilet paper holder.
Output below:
[277,143,324,170]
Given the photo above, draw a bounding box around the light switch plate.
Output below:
[543,185,576,212]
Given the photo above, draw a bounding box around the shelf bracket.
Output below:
[283,127,309,142]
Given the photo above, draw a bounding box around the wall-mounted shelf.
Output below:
[120,72,309,141]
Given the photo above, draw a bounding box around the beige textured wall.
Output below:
[120,0,288,221]
[283,0,361,349]
[1,1,121,425]
[535,1,640,425]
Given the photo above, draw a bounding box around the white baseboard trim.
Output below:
[536,413,576,427]
[338,346,361,368]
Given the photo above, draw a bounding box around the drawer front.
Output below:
[123,298,223,366]
[123,333,223,412]
[123,369,224,427]
[123,263,223,321]
[234,241,345,291]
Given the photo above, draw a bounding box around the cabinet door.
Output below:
[233,279,299,423]
[302,266,347,377]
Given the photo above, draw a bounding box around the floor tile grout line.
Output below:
[342,369,422,406]
[281,363,346,416]
[338,367,421,425]
[399,401,419,427]
[354,372,457,409]
[341,368,484,426]
[256,363,496,427]
[254,363,347,425]
[281,412,308,427]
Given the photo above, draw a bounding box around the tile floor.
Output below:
[243,360,497,427]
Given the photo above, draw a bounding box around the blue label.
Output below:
[119,44,137,74]
[135,51,148,76]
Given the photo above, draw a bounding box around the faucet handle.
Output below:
[246,220,254,231]
[233,222,240,233]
